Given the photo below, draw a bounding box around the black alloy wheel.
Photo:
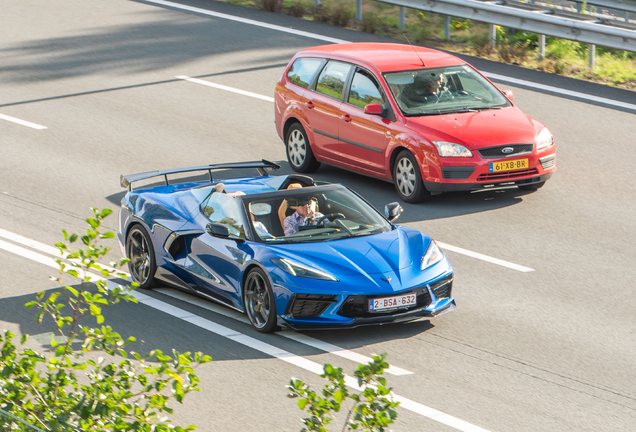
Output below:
[286,122,320,173]
[126,225,157,289]
[393,150,432,203]
[243,267,277,333]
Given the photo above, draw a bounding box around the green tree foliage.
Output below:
[287,354,399,432]
[0,208,211,431]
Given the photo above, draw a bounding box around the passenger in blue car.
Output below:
[283,197,324,236]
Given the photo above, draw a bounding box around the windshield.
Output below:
[385,65,511,116]
[243,186,392,243]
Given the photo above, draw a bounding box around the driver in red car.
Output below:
[401,73,443,107]
[283,198,324,236]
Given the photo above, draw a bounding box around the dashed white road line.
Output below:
[484,72,636,112]
[176,76,275,102]
[437,241,534,272]
[0,228,493,432]
[0,113,47,129]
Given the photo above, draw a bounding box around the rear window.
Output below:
[287,58,323,89]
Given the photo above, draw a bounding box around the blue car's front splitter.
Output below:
[279,298,456,331]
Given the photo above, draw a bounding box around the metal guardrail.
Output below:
[376,0,636,52]
[569,0,636,16]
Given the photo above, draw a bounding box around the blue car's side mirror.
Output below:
[384,202,403,222]
[206,223,230,238]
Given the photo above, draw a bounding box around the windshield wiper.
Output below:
[472,106,503,111]
[420,107,480,115]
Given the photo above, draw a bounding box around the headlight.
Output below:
[536,128,553,149]
[432,141,473,157]
[271,258,339,281]
[421,241,444,271]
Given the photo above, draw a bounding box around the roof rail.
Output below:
[120,159,280,190]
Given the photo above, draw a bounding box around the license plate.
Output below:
[489,158,528,172]
[369,293,416,311]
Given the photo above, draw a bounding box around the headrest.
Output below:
[286,196,318,207]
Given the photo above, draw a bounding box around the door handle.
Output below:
[306,101,314,109]
[342,114,352,123]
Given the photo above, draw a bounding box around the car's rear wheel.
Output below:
[243,267,277,333]
[519,181,545,191]
[393,150,432,203]
[126,225,156,289]
[286,123,320,173]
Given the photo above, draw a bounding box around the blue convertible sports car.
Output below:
[117,161,455,332]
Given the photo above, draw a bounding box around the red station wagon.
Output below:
[274,43,556,203]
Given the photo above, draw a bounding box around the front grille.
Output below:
[289,294,337,318]
[431,275,453,299]
[442,166,475,180]
[338,287,431,319]
[477,168,539,181]
[478,144,533,158]
[540,154,556,170]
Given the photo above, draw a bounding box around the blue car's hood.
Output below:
[269,227,430,276]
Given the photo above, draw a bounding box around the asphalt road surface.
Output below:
[1,1,635,431]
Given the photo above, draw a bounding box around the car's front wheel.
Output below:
[286,123,320,173]
[126,224,157,289]
[393,150,432,203]
[243,267,277,333]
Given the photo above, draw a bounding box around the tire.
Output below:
[126,224,157,289]
[519,181,545,191]
[393,150,432,203]
[286,123,320,173]
[243,267,278,333]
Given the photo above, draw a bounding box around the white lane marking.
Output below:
[437,242,535,273]
[0,113,47,129]
[144,0,350,44]
[278,332,414,375]
[128,287,492,432]
[0,239,58,268]
[151,288,415,375]
[154,0,635,112]
[0,228,415,375]
[1,236,494,432]
[176,76,275,102]
[484,72,636,112]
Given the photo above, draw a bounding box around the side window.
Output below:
[348,70,385,109]
[287,58,323,89]
[315,61,352,100]
[201,193,246,239]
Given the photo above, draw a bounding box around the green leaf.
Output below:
[297,399,308,410]
[333,390,344,403]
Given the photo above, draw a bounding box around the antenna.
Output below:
[403,34,425,67]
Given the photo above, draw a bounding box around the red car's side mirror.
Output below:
[364,103,384,116]
[504,90,514,101]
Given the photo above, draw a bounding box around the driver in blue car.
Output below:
[284,197,324,236]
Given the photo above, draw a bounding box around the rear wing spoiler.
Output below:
[120,159,280,191]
